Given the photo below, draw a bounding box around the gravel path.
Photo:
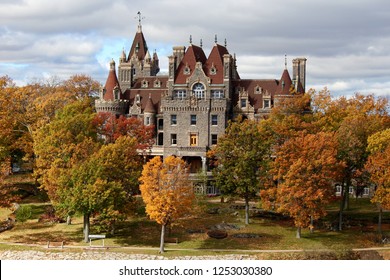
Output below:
[0,250,255,260]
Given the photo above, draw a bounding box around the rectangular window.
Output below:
[190,133,198,146]
[211,134,218,145]
[211,115,218,126]
[211,115,218,125]
[349,186,354,194]
[190,115,197,125]
[363,187,370,196]
[211,90,224,99]
[264,99,270,108]
[171,134,177,145]
[241,98,247,108]
[174,90,187,99]
[171,114,177,125]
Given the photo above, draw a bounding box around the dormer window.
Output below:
[255,86,262,94]
[241,98,247,108]
[184,65,190,75]
[142,80,149,88]
[114,87,120,100]
[264,99,271,108]
[210,63,217,75]
[154,80,161,88]
[136,94,141,104]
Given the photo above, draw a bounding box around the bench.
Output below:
[164,237,179,244]
[88,234,106,247]
[47,241,64,249]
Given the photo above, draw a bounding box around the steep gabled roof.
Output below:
[103,60,122,101]
[128,30,148,61]
[276,69,293,95]
[144,95,156,113]
[205,44,229,84]
[175,44,207,84]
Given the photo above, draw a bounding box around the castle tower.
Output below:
[118,12,160,90]
[95,59,128,115]
[143,94,156,126]
[292,58,307,93]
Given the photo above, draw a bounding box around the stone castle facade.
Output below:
[95,19,307,175]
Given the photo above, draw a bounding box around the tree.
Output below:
[312,91,389,230]
[262,132,343,238]
[93,112,155,150]
[365,128,390,235]
[139,156,195,253]
[212,117,271,224]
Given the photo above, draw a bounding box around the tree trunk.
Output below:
[296,227,301,238]
[338,184,347,231]
[310,216,314,233]
[83,213,90,243]
[244,197,250,225]
[160,223,166,254]
[378,205,383,236]
[66,215,72,225]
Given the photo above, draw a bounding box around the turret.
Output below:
[292,58,307,93]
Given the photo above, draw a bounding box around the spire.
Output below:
[109,58,115,70]
[285,54,287,69]
[136,11,145,33]
[144,94,156,113]
[214,34,218,44]
[224,38,227,48]
[189,35,192,44]
[200,39,203,48]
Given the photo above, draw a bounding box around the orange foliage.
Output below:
[261,132,344,231]
[139,156,195,226]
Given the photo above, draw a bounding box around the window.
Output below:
[145,116,151,125]
[190,133,198,146]
[174,90,187,99]
[171,134,177,145]
[241,98,247,108]
[349,186,354,194]
[211,134,218,145]
[264,99,270,108]
[363,187,370,196]
[335,185,342,194]
[171,115,177,125]
[190,115,197,125]
[211,115,218,126]
[192,83,205,99]
[211,90,224,99]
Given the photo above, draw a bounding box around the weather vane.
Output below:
[135,11,145,31]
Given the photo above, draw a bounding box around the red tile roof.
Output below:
[205,44,229,84]
[276,69,293,95]
[103,64,122,101]
[175,44,207,84]
[233,79,279,112]
[128,31,148,61]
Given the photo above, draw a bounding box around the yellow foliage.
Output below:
[139,156,195,226]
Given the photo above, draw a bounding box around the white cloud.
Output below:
[0,0,389,98]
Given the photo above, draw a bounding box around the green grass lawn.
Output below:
[1,195,389,257]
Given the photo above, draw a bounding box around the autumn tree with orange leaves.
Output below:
[139,156,195,253]
[261,132,343,238]
[365,128,390,235]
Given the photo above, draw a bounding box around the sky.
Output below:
[1,0,389,98]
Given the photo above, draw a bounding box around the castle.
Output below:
[95,16,307,176]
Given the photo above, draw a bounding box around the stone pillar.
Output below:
[201,156,207,173]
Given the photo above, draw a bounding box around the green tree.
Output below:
[212,118,271,225]
[139,156,195,253]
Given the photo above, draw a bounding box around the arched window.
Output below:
[192,83,205,99]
